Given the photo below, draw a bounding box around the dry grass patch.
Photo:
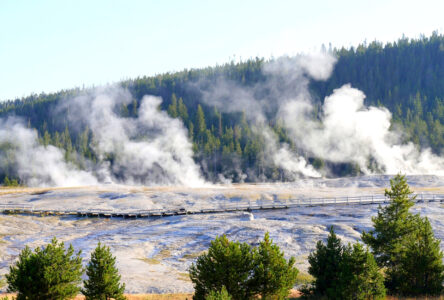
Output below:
[180,250,206,261]
[138,257,161,265]
[177,272,191,282]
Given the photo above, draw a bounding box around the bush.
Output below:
[6,237,83,300]
[189,233,298,300]
[82,242,126,300]
[306,227,385,299]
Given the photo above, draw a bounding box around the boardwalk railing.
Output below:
[0,193,443,219]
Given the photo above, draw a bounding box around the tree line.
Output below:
[1,33,444,183]
[2,175,444,299]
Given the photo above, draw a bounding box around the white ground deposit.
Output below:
[0,175,443,293]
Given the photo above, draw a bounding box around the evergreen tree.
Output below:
[252,232,298,299]
[341,243,386,300]
[306,227,385,299]
[307,226,345,298]
[391,217,444,296]
[167,94,178,118]
[178,97,188,121]
[363,174,444,296]
[6,237,83,300]
[196,104,207,139]
[82,242,126,300]
[190,234,298,300]
[189,235,256,300]
[361,174,417,267]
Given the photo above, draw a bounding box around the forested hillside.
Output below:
[1,33,444,184]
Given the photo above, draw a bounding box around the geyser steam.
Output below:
[199,53,444,177]
[0,88,205,187]
[66,87,204,186]
[2,52,444,187]
[71,88,204,186]
[282,84,444,175]
[0,118,98,187]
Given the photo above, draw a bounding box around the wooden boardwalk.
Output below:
[1,193,443,219]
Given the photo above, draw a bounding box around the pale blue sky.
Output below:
[1,0,443,101]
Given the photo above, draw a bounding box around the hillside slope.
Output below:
[0,33,443,184]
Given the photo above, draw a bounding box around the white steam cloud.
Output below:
[200,53,444,177]
[72,87,204,186]
[0,119,97,187]
[199,53,337,179]
[0,87,205,187]
[282,84,444,175]
[2,52,443,187]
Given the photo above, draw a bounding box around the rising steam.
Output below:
[69,87,204,186]
[200,53,444,177]
[0,118,98,186]
[2,52,443,187]
[0,88,205,187]
[281,84,444,175]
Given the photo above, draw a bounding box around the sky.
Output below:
[0,0,443,101]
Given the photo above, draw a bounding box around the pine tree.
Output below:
[82,242,126,300]
[252,232,298,300]
[392,217,444,296]
[362,174,444,296]
[306,227,385,299]
[341,243,386,300]
[307,226,344,298]
[362,174,417,267]
[6,237,83,300]
[167,94,178,118]
[3,176,10,186]
[178,97,188,121]
[196,104,207,139]
[189,235,256,300]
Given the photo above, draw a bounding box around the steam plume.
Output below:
[0,118,97,186]
[200,53,444,177]
[282,84,444,175]
[0,87,205,187]
[66,87,205,186]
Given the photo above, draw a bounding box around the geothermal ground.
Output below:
[0,175,443,293]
